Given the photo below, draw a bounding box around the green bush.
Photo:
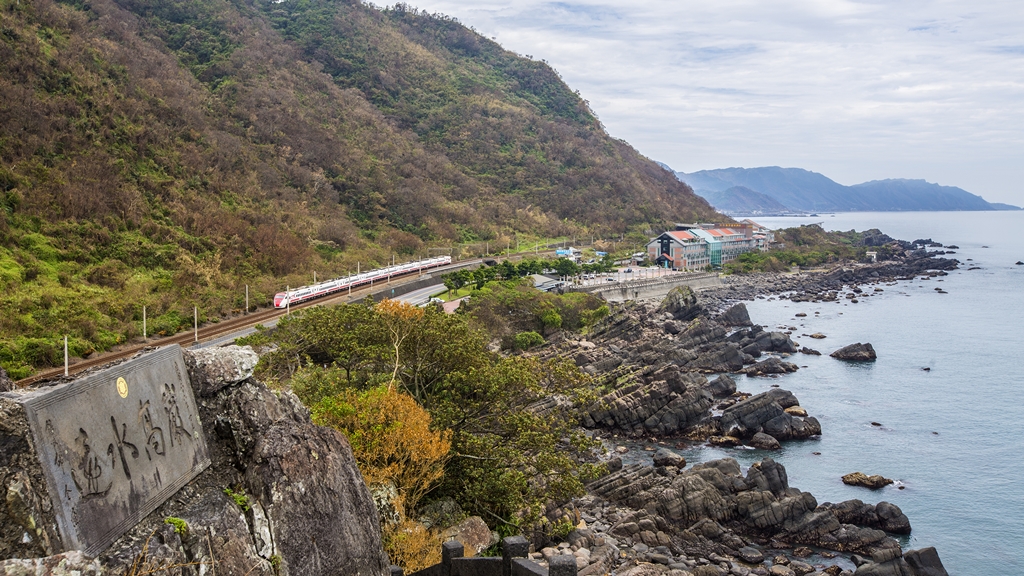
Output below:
[513,331,544,350]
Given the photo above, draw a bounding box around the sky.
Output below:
[395,0,1024,205]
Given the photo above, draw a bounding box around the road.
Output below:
[395,283,446,306]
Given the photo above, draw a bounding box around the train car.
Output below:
[273,256,452,309]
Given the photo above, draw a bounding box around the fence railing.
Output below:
[400,536,578,576]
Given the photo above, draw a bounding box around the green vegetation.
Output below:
[0,0,719,377]
[723,225,888,274]
[240,297,603,540]
[513,331,544,350]
[223,487,250,512]
[163,517,189,537]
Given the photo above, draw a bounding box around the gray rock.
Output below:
[720,303,753,326]
[830,343,877,362]
[0,368,12,392]
[817,500,911,535]
[184,344,259,396]
[737,546,765,564]
[749,432,781,450]
[707,375,737,398]
[903,547,949,576]
[653,448,686,469]
[661,286,703,321]
[738,357,799,376]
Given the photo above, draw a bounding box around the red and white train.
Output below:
[273,256,452,309]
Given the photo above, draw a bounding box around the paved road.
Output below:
[396,283,446,306]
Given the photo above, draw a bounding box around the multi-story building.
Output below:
[647,222,763,270]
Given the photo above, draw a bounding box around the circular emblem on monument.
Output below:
[116,377,128,398]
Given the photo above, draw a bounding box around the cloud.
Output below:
[399,0,1024,204]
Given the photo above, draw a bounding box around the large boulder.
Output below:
[720,303,753,326]
[660,286,703,321]
[738,357,799,376]
[831,343,877,361]
[184,344,259,397]
[652,448,686,469]
[903,547,949,576]
[442,516,494,556]
[706,375,736,398]
[0,367,12,392]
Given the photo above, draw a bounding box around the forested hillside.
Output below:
[0,0,718,377]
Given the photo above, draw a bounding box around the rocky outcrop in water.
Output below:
[719,389,821,442]
[842,472,894,490]
[831,343,877,362]
[575,456,925,575]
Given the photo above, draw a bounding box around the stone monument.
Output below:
[1,345,210,557]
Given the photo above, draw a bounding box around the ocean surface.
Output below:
[654,211,1024,574]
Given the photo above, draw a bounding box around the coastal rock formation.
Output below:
[582,368,714,437]
[587,457,906,557]
[706,375,736,398]
[842,472,894,490]
[0,346,389,576]
[652,448,686,469]
[738,357,799,376]
[719,389,820,441]
[832,343,877,361]
[851,546,949,576]
[660,286,703,321]
[719,303,753,326]
[818,500,911,535]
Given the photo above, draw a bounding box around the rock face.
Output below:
[583,368,713,437]
[851,546,948,576]
[706,375,736,398]
[652,448,686,469]
[0,368,12,392]
[442,516,495,556]
[660,286,703,321]
[842,472,894,490]
[818,500,911,535]
[831,343,877,361]
[1,345,389,576]
[719,303,753,326]
[719,389,821,441]
[184,344,259,396]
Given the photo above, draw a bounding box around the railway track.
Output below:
[12,251,571,388]
[13,262,478,388]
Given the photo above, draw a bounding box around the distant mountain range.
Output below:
[667,166,1019,214]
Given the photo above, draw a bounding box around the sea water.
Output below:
[672,211,1024,574]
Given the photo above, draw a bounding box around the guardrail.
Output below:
[402,536,577,576]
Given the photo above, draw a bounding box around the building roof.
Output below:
[665,230,697,241]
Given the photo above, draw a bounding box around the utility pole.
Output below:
[63,336,68,377]
[286,286,290,316]
[193,307,198,343]
[142,306,147,339]
[314,271,317,284]
[245,285,249,314]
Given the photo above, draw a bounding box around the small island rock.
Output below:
[842,472,894,489]
[831,342,877,361]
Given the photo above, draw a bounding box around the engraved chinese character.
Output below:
[161,382,192,448]
[108,416,139,481]
[71,428,113,498]
[138,399,166,460]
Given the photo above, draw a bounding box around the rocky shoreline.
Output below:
[528,246,959,575]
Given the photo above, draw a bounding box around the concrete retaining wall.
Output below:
[571,273,721,303]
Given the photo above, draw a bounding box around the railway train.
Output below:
[273,256,452,309]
